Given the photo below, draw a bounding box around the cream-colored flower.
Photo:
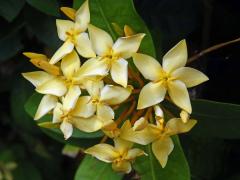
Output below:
[22,50,108,120]
[88,24,145,87]
[133,40,209,113]
[52,88,103,139]
[120,118,197,168]
[73,80,132,123]
[85,138,146,173]
[50,0,95,64]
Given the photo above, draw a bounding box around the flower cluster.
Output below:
[22,0,208,173]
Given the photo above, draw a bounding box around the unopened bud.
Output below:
[133,117,148,131]
[154,105,163,118]
[180,110,189,123]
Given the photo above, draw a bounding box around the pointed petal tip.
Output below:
[139,33,146,38]
[22,52,30,57]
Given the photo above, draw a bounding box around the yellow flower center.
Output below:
[102,49,120,69]
[61,112,73,123]
[91,98,100,105]
[157,70,176,87]
[66,28,81,44]
[63,76,78,88]
[114,151,128,163]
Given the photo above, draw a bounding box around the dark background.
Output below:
[0,0,240,179]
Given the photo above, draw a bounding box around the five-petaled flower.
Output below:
[121,117,196,167]
[88,24,145,87]
[133,40,209,113]
[85,138,146,173]
[50,0,96,64]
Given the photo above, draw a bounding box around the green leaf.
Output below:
[24,93,103,139]
[190,99,240,139]
[13,162,42,180]
[164,99,240,139]
[0,24,24,62]
[73,0,155,57]
[74,155,123,180]
[24,6,61,50]
[10,77,39,134]
[26,0,59,17]
[134,136,190,180]
[0,0,25,22]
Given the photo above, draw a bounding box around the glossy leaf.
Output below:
[0,0,25,22]
[164,99,240,139]
[10,77,39,134]
[190,99,240,139]
[134,136,190,180]
[24,7,61,50]
[26,0,59,17]
[74,155,123,180]
[0,24,24,62]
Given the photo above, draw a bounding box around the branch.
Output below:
[187,37,240,64]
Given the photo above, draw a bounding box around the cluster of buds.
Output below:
[22,0,208,173]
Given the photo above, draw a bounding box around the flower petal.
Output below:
[114,138,133,154]
[56,19,75,41]
[168,80,192,113]
[97,104,114,121]
[137,82,166,109]
[120,120,159,145]
[36,78,67,96]
[112,161,132,174]
[133,53,162,81]
[73,58,108,82]
[111,58,128,87]
[49,40,74,64]
[84,80,104,98]
[75,0,90,32]
[72,115,103,132]
[100,85,132,105]
[88,24,113,56]
[152,136,174,168]
[60,120,73,140]
[162,39,187,73]
[62,85,81,112]
[72,96,96,118]
[85,143,118,163]
[166,118,197,136]
[75,32,96,58]
[112,33,145,59]
[171,67,209,88]
[22,71,54,87]
[34,95,58,120]
[53,103,63,123]
[61,50,80,79]
[126,148,146,160]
